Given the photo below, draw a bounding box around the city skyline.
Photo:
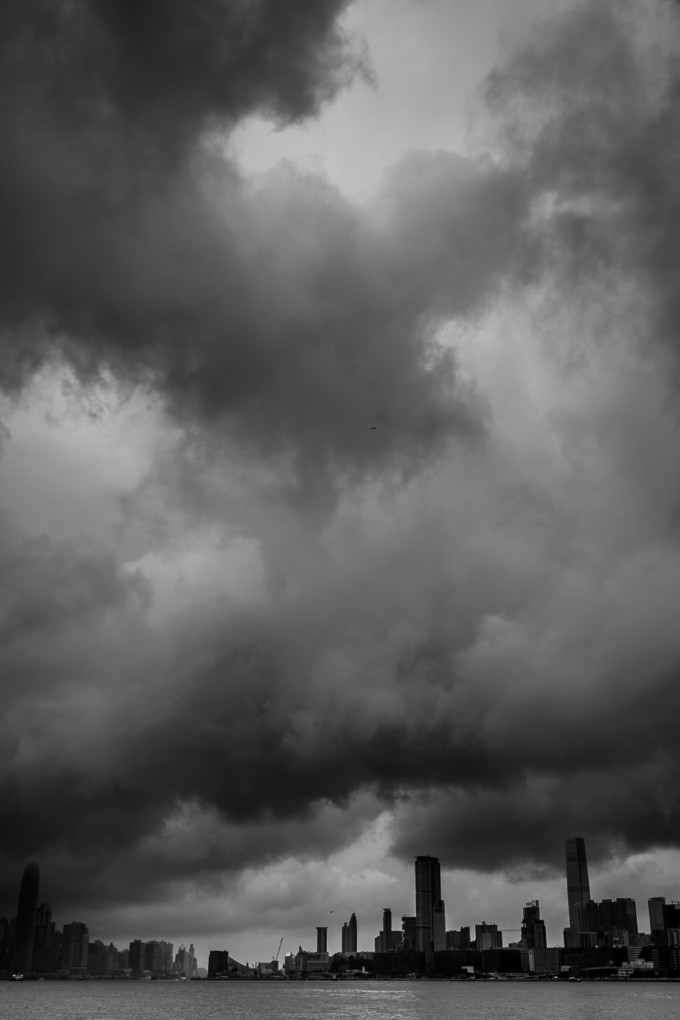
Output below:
[3,838,678,974]
[2,0,680,966]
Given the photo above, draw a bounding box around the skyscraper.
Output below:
[11,862,40,975]
[521,900,547,950]
[32,901,55,973]
[415,855,445,953]
[61,922,89,975]
[341,912,357,953]
[382,908,392,952]
[565,837,591,932]
[316,926,327,954]
[649,897,666,936]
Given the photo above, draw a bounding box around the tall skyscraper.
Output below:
[341,912,357,953]
[316,926,327,954]
[565,837,591,932]
[11,862,40,975]
[415,855,445,953]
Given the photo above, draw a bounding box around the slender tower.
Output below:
[415,856,445,953]
[383,908,392,952]
[565,837,591,931]
[11,862,40,975]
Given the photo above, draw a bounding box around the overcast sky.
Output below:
[2,0,680,967]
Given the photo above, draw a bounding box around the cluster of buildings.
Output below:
[0,863,200,979]
[4,837,680,980]
[214,841,680,980]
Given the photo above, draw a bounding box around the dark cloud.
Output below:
[484,0,680,356]
[0,0,494,501]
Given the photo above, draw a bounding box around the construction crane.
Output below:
[273,937,283,963]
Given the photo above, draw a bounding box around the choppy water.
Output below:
[1,979,679,1020]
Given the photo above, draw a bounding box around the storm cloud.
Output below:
[2,0,680,954]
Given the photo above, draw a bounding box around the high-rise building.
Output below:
[649,897,666,936]
[401,916,417,952]
[383,908,392,953]
[446,926,471,951]
[129,939,145,976]
[583,897,638,938]
[61,922,89,975]
[207,949,229,978]
[11,862,40,975]
[316,927,327,954]
[475,922,502,951]
[521,900,547,950]
[32,902,55,973]
[175,942,196,976]
[144,939,173,975]
[565,837,591,932]
[433,900,446,951]
[87,939,118,976]
[341,913,357,953]
[415,855,445,953]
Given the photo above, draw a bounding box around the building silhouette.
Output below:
[129,939,145,976]
[382,908,392,952]
[475,922,502,951]
[32,901,55,973]
[11,862,40,975]
[208,949,229,979]
[521,900,547,950]
[61,922,89,976]
[582,898,638,941]
[415,855,446,952]
[316,927,327,954]
[341,912,357,953]
[445,925,470,951]
[401,915,417,952]
[565,837,591,932]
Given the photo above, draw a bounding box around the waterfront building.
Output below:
[207,949,229,978]
[129,939,145,976]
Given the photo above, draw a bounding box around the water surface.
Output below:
[1,979,679,1020]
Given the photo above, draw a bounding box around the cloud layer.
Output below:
[2,0,680,950]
